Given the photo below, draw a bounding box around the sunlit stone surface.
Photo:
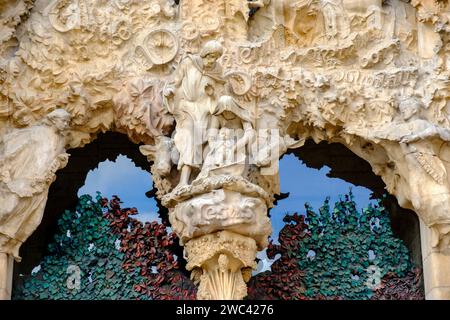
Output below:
[2,0,450,299]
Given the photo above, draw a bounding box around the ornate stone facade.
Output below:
[1,0,450,299]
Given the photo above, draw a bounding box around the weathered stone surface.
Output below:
[2,0,450,299]
[0,253,13,300]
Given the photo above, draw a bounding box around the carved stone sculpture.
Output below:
[163,40,226,187]
[2,0,450,300]
[0,109,70,260]
[195,96,255,182]
[185,231,258,300]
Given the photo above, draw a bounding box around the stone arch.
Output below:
[8,128,193,299]
[13,132,151,280]
[287,139,422,266]
[2,0,450,300]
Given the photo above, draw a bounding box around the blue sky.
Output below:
[270,154,375,242]
[77,153,376,273]
[78,155,160,223]
[78,153,375,241]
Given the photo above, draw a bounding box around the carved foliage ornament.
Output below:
[3,0,450,300]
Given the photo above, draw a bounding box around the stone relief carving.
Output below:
[185,231,257,300]
[0,109,70,260]
[169,189,271,249]
[195,95,255,183]
[163,40,227,187]
[2,0,450,299]
[0,0,34,61]
[114,78,174,144]
[136,29,179,68]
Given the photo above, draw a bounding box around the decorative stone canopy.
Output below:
[1,0,450,299]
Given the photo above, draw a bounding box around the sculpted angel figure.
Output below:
[346,96,450,249]
[359,97,450,148]
[0,109,70,260]
[348,96,450,183]
[389,97,450,250]
[163,41,226,187]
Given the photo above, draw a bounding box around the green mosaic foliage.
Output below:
[14,191,423,300]
[299,193,413,299]
[14,194,145,300]
[248,191,423,300]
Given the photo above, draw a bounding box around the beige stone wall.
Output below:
[1,0,450,299]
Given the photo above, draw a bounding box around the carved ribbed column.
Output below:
[161,176,272,300]
[185,231,256,300]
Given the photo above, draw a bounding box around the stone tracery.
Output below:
[1,0,450,299]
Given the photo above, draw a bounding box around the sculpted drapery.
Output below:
[2,0,450,299]
[0,110,70,260]
[163,41,227,187]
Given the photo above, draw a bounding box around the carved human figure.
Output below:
[194,96,255,182]
[353,96,449,180]
[400,97,450,253]
[270,0,349,43]
[247,0,351,45]
[364,96,450,147]
[164,41,226,187]
[0,109,71,260]
[349,96,450,249]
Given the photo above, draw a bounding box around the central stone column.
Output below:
[186,231,256,300]
[162,176,272,300]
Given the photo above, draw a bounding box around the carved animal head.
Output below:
[140,136,176,177]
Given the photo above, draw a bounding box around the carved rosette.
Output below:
[185,231,257,300]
